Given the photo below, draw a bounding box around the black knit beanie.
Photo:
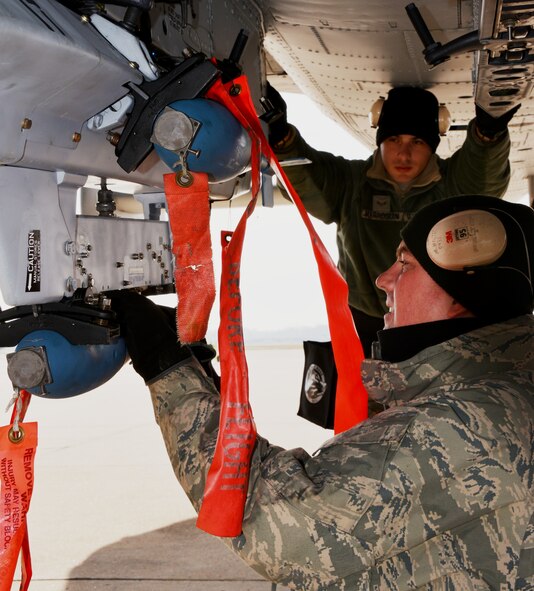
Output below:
[401,196,534,321]
[376,87,441,152]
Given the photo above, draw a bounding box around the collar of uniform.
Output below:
[374,318,489,362]
[366,150,442,194]
[360,315,533,407]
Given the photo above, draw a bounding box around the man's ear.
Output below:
[447,299,474,319]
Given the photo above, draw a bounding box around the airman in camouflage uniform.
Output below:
[149,313,533,590]
[111,196,534,590]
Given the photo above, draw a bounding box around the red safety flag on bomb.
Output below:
[164,171,215,344]
[0,421,37,591]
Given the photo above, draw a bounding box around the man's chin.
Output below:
[391,171,416,183]
[383,312,394,330]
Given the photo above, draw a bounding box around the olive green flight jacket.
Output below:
[274,121,511,317]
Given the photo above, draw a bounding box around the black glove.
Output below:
[263,82,290,146]
[109,290,192,383]
[475,103,520,139]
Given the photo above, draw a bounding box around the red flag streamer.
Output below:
[268,158,367,433]
[0,389,36,591]
[196,81,262,536]
[206,76,367,434]
[164,171,215,344]
[196,76,367,537]
[195,212,258,537]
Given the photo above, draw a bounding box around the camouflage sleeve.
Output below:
[148,359,532,589]
[226,406,419,588]
[149,362,417,587]
[148,357,221,512]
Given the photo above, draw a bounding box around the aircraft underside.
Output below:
[0,0,531,393]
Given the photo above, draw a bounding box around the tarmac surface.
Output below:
[4,345,329,591]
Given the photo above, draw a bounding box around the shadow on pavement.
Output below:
[66,518,283,590]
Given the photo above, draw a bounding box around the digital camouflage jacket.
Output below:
[274,121,511,318]
[149,315,534,590]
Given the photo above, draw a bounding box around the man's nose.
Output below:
[376,266,394,292]
[397,142,411,159]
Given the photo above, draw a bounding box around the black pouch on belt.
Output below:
[297,340,337,429]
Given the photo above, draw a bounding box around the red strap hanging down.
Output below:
[164,159,258,537]
[207,76,368,434]
[164,171,215,343]
[196,82,262,537]
[0,389,36,591]
[269,156,367,433]
[195,213,258,537]
[195,75,367,538]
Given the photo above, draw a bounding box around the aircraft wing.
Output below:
[261,0,532,205]
[1,1,531,200]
